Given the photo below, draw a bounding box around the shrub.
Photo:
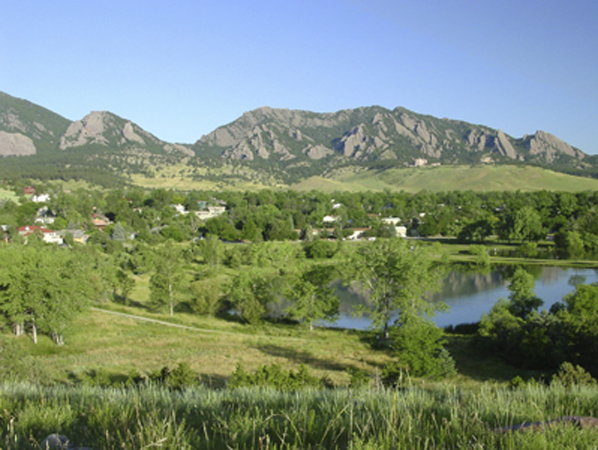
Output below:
[149,363,199,389]
[228,363,320,390]
[167,362,199,389]
[509,375,526,389]
[347,367,370,389]
[551,362,596,387]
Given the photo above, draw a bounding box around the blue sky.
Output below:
[1,0,597,153]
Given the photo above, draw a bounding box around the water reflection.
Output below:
[330,267,598,330]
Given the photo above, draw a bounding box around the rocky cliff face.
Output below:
[59,111,194,156]
[0,131,36,156]
[0,92,193,158]
[0,92,70,156]
[193,106,584,168]
[0,91,589,180]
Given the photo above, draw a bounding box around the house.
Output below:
[59,229,89,245]
[172,204,188,215]
[395,226,408,238]
[381,217,401,226]
[322,215,340,224]
[91,213,111,231]
[23,186,35,195]
[194,206,226,221]
[34,206,56,226]
[1,225,9,243]
[32,193,51,203]
[346,228,371,240]
[17,226,63,245]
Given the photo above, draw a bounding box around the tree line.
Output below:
[3,183,598,257]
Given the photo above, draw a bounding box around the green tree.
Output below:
[111,222,127,241]
[0,246,93,345]
[189,278,222,316]
[500,206,545,242]
[149,240,184,316]
[390,316,454,378]
[507,267,543,319]
[349,238,445,339]
[227,270,278,324]
[285,265,340,331]
[115,269,135,305]
[199,234,224,269]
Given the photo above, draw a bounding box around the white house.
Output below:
[322,215,340,224]
[32,193,51,203]
[18,226,63,245]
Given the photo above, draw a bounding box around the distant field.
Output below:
[0,187,18,201]
[130,164,284,191]
[294,165,598,193]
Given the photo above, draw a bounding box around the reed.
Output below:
[1,381,598,449]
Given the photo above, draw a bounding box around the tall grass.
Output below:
[1,382,598,449]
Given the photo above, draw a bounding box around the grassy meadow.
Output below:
[0,187,18,202]
[125,163,598,193]
[293,165,598,193]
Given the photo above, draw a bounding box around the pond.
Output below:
[330,266,598,330]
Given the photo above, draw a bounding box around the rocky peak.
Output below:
[59,111,111,149]
[525,130,584,162]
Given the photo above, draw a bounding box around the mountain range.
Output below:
[0,91,595,188]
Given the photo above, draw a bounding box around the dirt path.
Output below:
[89,307,307,341]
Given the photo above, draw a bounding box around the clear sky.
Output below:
[1,0,597,153]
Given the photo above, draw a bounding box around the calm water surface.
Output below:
[331,267,598,330]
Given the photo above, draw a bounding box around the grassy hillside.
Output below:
[293,165,598,193]
[23,302,391,387]
[129,164,598,193]
[130,163,285,191]
[343,165,598,192]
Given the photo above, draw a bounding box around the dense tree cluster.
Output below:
[0,243,95,345]
[479,269,598,377]
[4,184,598,259]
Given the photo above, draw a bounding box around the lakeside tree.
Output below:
[507,267,543,319]
[348,238,446,340]
[285,264,340,331]
[227,270,278,325]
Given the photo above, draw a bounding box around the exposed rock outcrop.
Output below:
[59,112,110,149]
[525,130,584,162]
[0,131,36,156]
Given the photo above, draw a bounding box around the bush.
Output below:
[509,375,526,389]
[228,363,321,390]
[167,362,199,389]
[149,362,199,389]
[347,367,370,389]
[551,362,596,387]
[380,361,408,388]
